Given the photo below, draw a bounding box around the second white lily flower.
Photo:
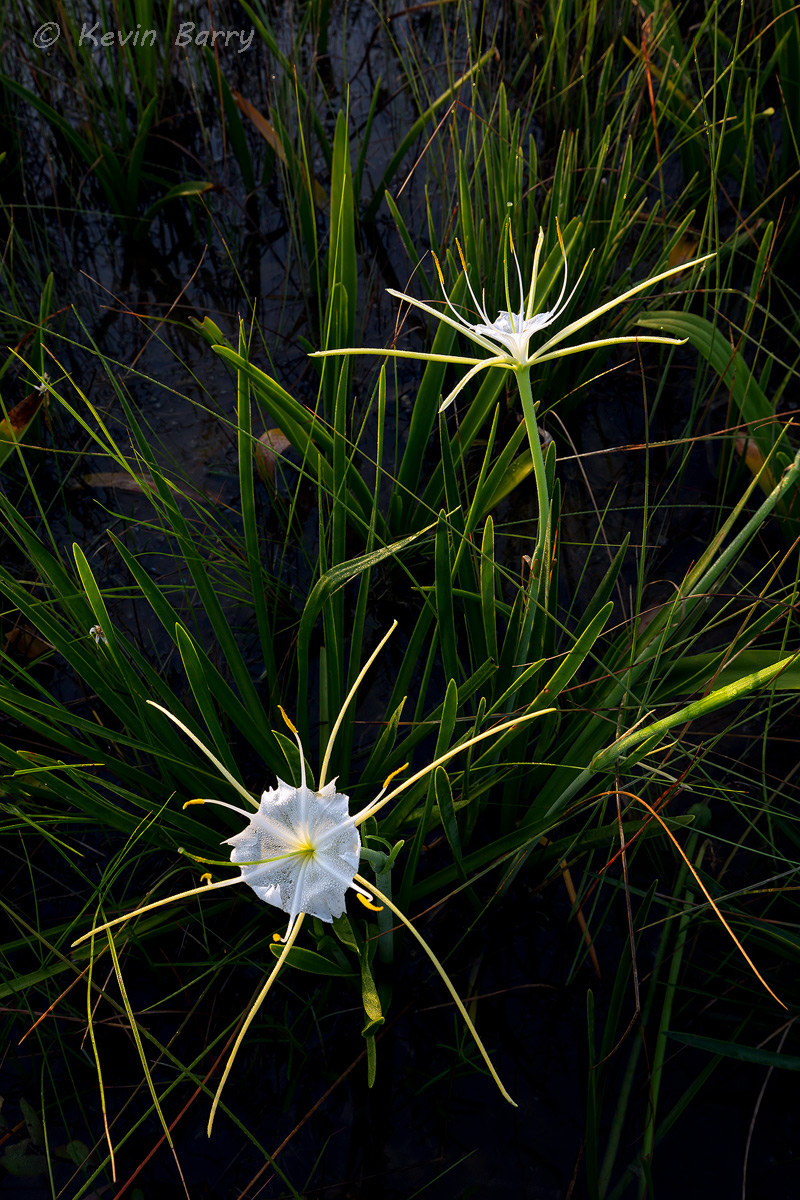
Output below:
[311,221,714,411]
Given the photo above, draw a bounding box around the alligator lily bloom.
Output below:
[311,221,714,411]
[426,223,581,367]
[70,621,403,953]
[72,623,552,1131]
[182,707,383,944]
[69,701,393,1137]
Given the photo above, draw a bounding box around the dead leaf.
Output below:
[256,429,292,488]
[80,470,224,507]
[0,389,47,466]
[3,625,52,660]
[668,233,700,271]
[233,91,328,209]
[233,91,288,164]
[82,471,151,493]
[734,436,778,491]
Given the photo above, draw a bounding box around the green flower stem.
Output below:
[515,366,550,580]
[355,873,517,1106]
[505,366,553,710]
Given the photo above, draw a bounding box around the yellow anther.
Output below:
[278,705,298,735]
[382,763,409,791]
[431,251,445,288]
[200,872,213,885]
[508,226,515,255]
[272,932,282,943]
[183,798,206,809]
[455,239,469,273]
[356,893,384,913]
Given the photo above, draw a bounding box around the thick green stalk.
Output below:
[504,365,553,708]
[515,367,550,579]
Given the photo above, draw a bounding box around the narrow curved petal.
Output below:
[386,288,504,356]
[532,253,715,361]
[530,333,688,367]
[439,355,512,411]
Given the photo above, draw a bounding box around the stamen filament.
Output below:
[183,797,253,821]
[551,217,569,315]
[455,240,493,325]
[511,233,525,332]
[280,705,308,797]
[502,224,514,324]
[525,228,545,320]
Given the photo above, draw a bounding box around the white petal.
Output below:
[224,776,361,926]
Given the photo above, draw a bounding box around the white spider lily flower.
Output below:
[71,638,554,1131]
[72,627,402,956]
[427,223,580,365]
[472,308,558,358]
[226,781,362,929]
[310,222,714,411]
[182,708,379,942]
